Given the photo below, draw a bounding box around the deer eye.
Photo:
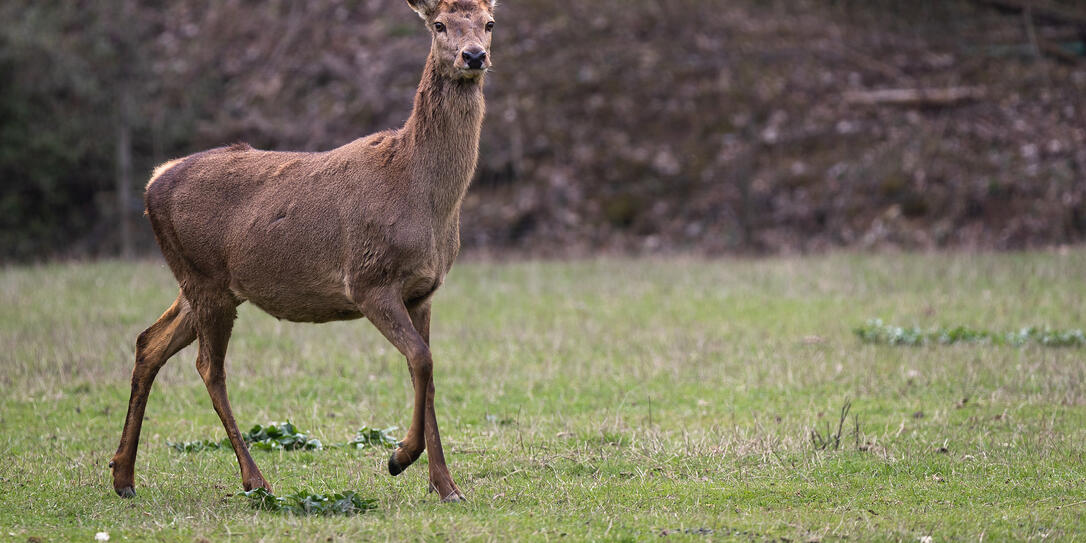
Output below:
[434,22,446,33]
[485,21,494,32]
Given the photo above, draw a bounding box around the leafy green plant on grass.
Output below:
[168,421,321,453]
[239,488,377,516]
[167,438,230,453]
[855,319,1086,347]
[342,425,398,449]
[244,421,323,451]
[168,422,397,453]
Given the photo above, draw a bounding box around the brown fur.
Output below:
[110,0,497,503]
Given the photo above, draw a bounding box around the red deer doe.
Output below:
[109,0,497,502]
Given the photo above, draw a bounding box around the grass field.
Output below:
[1,252,1084,541]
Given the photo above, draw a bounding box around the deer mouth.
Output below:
[456,66,488,79]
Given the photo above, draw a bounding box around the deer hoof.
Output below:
[429,480,465,503]
[115,486,136,499]
[243,478,271,493]
[388,451,407,476]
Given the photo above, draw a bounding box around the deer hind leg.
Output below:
[192,298,270,493]
[111,292,197,498]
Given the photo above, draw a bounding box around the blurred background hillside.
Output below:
[1,0,1084,261]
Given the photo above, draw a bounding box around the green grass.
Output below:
[1,252,1085,541]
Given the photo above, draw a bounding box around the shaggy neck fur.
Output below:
[402,50,486,223]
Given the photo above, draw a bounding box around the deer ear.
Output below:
[405,0,440,18]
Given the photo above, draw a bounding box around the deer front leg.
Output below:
[386,301,432,476]
[423,372,464,502]
[410,303,464,502]
[357,290,462,501]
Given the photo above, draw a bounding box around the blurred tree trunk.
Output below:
[114,0,136,258]
[116,84,134,259]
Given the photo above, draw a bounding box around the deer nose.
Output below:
[462,48,487,70]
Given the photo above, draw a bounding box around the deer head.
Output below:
[407,0,496,80]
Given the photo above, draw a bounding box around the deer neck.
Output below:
[404,52,486,223]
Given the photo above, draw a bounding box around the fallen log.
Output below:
[843,87,988,107]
